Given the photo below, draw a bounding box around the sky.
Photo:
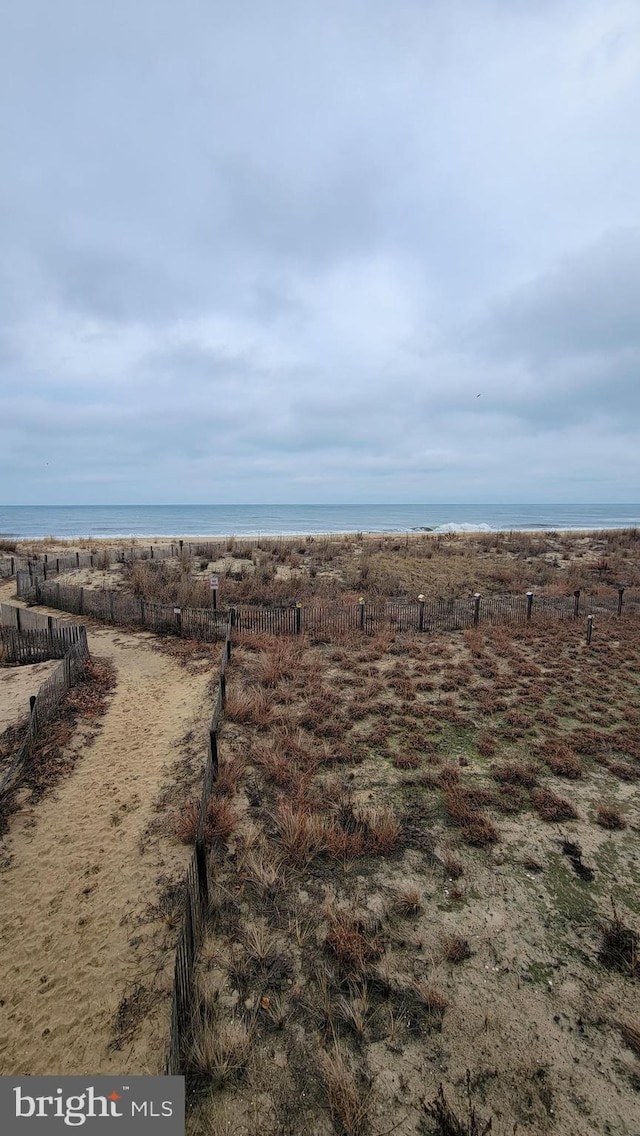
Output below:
[1,0,639,505]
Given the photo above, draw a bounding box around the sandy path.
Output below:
[0,661,60,734]
[0,580,212,1074]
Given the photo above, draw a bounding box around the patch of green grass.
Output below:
[526,961,555,985]
[542,854,595,926]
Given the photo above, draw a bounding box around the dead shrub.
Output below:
[530,788,578,822]
[476,732,496,757]
[174,799,200,844]
[596,806,627,830]
[392,752,422,770]
[443,853,464,879]
[423,1072,492,1136]
[607,761,638,782]
[618,1020,640,1057]
[325,909,385,976]
[443,935,473,963]
[442,787,499,846]
[214,755,246,797]
[599,910,639,977]
[205,797,236,846]
[490,761,539,788]
[542,743,582,778]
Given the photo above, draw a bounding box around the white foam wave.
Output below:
[433,522,495,533]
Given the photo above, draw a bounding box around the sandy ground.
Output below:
[0,661,60,734]
[0,579,213,1074]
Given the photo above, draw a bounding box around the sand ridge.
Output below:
[0,581,213,1074]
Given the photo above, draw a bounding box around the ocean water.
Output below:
[0,504,639,540]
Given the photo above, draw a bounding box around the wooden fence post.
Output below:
[109,592,115,623]
[418,594,425,633]
[617,586,625,616]
[573,589,580,618]
[29,694,38,734]
[295,601,303,635]
[195,839,208,908]
[16,608,21,633]
[79,587,84,616]
[209,726,219,779]
[586,615,593,644]
[10,557,14,575]
[174,607,182,636]
[526,591,534,621]
[76,552,80,567]
[473,593,481,626]
[358,596,365,631]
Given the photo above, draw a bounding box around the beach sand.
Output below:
[0,579,212,1074]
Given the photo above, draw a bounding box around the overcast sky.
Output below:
[1,0,639,504]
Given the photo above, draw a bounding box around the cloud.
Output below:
[1,1,639,503]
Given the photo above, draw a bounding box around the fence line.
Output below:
[0,606,90,802]
[2,542,185,582]
[15,576,640,641]
[166,615,233,1076]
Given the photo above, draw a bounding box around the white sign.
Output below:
[173,607,181,614]
[210,576,219,589]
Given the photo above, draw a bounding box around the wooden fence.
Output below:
[166,616,233,1075]
[4,542,184,584]
[0,605,90,802]
[15,576,640,641]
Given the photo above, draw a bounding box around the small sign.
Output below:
[173,607,181,614]
[210,576,219,590]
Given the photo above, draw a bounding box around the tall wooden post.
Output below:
[573,589,580,618]
[418,594,425,633]
[473,593,481,626]
[617,586,624,616]
[526,591,534,621]
[358,597,365,631]
[295,601,303,635]
[586,615,593,644]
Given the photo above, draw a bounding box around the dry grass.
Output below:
[273,803,325,866]
[320,1045,370,1136]
[596,805,627,830]
[205,797,236,846]
[324,909,385,976]
[443,935,473,963]
[395,887,423,917]
[423,1073,493,1136]
[530,788,579,822]
[188,1012,252,1087]
[618,1019,640,1057]
[174,799,200,844]
[599,910,639,977]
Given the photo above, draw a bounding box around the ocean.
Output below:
[0,504,639,540]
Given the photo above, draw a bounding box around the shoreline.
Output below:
[3,524,639,544]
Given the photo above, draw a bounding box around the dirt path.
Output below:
[0,580,213,1074]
